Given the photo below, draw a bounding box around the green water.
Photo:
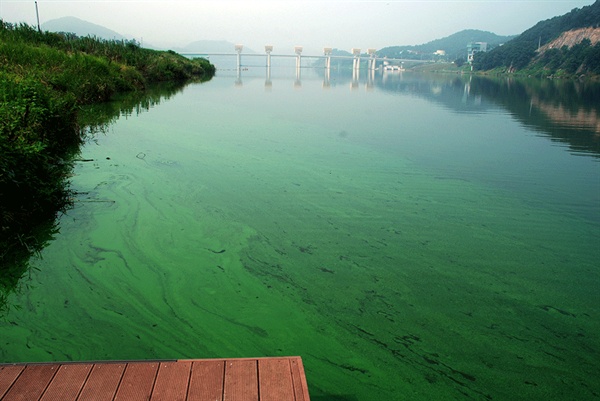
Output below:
[1,70,599,400]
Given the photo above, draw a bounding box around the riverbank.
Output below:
[0,21,215,310]
[411,62,600,80]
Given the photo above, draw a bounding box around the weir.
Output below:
[181,45,422,72]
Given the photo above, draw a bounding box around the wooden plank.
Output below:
[258,358,295,401]
[188,360,225,401]
[114,362,159,401]
[0,357,310,401]
[77,363,125,401]
[150,361,192,401]
[290,357,310,401]
[0,365,25,399]
[39,364,92,401]
[2,364,57,401]
[223,359,258,401]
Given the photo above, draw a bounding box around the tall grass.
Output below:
[0,21,214,102]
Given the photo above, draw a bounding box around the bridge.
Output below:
[181,45,428,72]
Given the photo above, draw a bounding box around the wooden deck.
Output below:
[0,356,310,401]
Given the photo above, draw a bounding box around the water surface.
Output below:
[1,69,599,400]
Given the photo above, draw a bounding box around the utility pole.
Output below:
[35,1,41,33]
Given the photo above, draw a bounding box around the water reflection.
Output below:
[230,66,600,158]
[468,76,600,157]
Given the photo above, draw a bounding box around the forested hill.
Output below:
[379,30,515,60]
[473,0,600,76]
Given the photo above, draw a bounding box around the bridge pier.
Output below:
[324,47,332,70]
[235,44,243,70]
[352,48,361,71]
[295,46,303,70]
[265,45,273,68]
[294,46,303,86]
[368,48,377,71]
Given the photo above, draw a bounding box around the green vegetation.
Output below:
[534,38,600,76]
[1,21,215,102]
[0,20,215,313]
[473,1,600,76]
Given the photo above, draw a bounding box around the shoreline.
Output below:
[0,21,216,313]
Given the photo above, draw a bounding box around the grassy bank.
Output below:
[0,20,215,310]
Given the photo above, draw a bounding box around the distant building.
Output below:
[467,42,488,64]
[434,50,446,56]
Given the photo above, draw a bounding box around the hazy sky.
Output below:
[1,0,595,54]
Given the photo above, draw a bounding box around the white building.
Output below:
[467,42,488,64]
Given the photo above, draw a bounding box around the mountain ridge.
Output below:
[378,29,516,60]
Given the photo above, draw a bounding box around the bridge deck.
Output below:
[181,52,420,62]
[0,357,310,401]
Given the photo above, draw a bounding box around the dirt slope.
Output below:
[540,27,600,52]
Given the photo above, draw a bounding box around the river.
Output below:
[1,67,599,400]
